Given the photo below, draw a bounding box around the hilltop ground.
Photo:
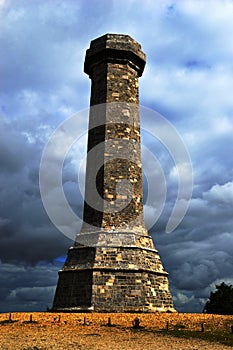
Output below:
[0,312,232,349]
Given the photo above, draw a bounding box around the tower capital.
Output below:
[84,33,146,78]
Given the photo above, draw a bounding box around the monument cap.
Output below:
[84,33,146,77]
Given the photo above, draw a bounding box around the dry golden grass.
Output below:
[0,312,232,349]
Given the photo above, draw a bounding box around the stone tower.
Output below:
[52,34,175,312]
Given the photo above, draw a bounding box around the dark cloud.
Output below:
[0,0,233,313]
[0,262,59,312]
[152,180,233,311]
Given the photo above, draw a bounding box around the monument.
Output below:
[52,34,175,312]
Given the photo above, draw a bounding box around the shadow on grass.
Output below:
[130,327,233,347]
[22,320,39,324]
[0,319,18,325]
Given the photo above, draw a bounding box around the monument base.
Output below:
[52,232,176,313]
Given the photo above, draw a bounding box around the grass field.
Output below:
[0,312,232,349]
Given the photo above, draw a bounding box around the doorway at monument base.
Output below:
[52,232,176,313]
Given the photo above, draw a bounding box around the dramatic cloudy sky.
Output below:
[1,0,233,313]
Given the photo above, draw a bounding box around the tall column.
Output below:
[52,34,175,313]
[81,34,146,234]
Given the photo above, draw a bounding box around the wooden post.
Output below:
[108,317,111,326]
[132,317,140,328]
[201,323,205,332]
[166,321,169,331]
[9,313,12,321]
[30,314,33,322]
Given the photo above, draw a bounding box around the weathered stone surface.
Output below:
[52,34,176,313]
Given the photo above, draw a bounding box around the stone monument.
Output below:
[52,34,175,312]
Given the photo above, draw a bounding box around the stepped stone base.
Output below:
[52,232,176,313]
